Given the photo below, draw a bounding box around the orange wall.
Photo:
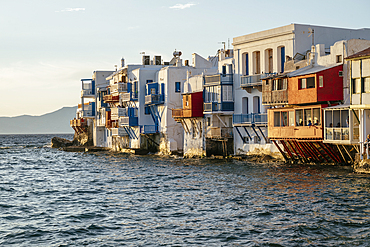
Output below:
[288,65,343,105]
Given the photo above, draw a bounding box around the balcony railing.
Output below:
[111,83,128,93]
[111,108,126,120]
[103,95,119,103]
[204,102,234,112]
[140,125,158,134]
[119,116,138,126]
[233,113,268,125]
[172,109,183,118]
[207,127,233,139]
[82,109,94,117]
[204,74,233,85]
[112,127,128,136]
[145,94,164,105]
[325,127,350,141]
[241,73,276,87]
[120,92,138,102]
[81,89,95,97]
[70,118,87,127]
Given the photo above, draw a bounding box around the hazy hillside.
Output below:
[0,106,77,134]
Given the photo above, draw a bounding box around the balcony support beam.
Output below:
[256,125,267,143]
[251,126,261,142]
[215,114,227,128]
[272,140,288,161]
[235,127,246,144]
[243,127,252,140]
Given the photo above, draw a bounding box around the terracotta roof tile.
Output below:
[346,46,370,60]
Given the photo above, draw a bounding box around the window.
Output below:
[146,80,153,83]
[289,111,294,126]
[307,77,315,88]
[274,112,280,127]
[222,85,233,102]
[222,65,226,75]
[301,78,306,89]
[319,76,324,87]
[353,78,362,94]
[336,55,342,63]
[273,78,287,91]
[144,106,150,115]
[304,109,312,126]
[207,117,211,126]
[281,112,288,127]
[364,77,370,93]
[300,77,315,89]
[253,51,261,74]
[175,82,181,93]
[296,110,303,126]
[313,108,321,125]
[150,88,156,95]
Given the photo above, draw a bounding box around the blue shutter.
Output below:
[281,47,285,73]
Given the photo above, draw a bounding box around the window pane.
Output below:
[296,110,303,126]
[364,77,370,93]
[274,112,280,127]
[301,78,306,89]
[304,109,312,126]
[319,76,323,87]
[353,78,361,94]
[313,108,320,125]
[289,111,294,126]
[307,77,315,88]
[282,112,288,126]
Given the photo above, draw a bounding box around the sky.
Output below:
[1,0,370,117]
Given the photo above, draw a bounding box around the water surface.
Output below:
[0,134,369,246]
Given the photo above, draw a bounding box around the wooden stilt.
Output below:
[310,141,330,163]
[293,140,309,163]
[336,144,346,164]
[280,140,294,160]
[272,140,288,161]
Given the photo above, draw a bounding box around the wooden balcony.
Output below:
[70,118,87,128]
[103,95,119,103]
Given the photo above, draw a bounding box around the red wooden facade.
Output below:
[172,92,203,119]
[288,65,343,105]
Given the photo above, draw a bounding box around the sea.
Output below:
[0,134,370,246]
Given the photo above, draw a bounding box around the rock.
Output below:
[354,159,370,174]
[51,137,73,148]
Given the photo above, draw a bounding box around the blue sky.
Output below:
[1,0,369,116]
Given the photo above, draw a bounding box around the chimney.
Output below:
[120,58,125,68]
[142,55,150,65]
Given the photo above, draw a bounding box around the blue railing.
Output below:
[145,94,164,105]
[233,113,267,125]
[140,125,158,134]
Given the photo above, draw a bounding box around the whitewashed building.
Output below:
[232,23,370,156]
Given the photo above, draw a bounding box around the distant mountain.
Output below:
[0,106,77,134]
